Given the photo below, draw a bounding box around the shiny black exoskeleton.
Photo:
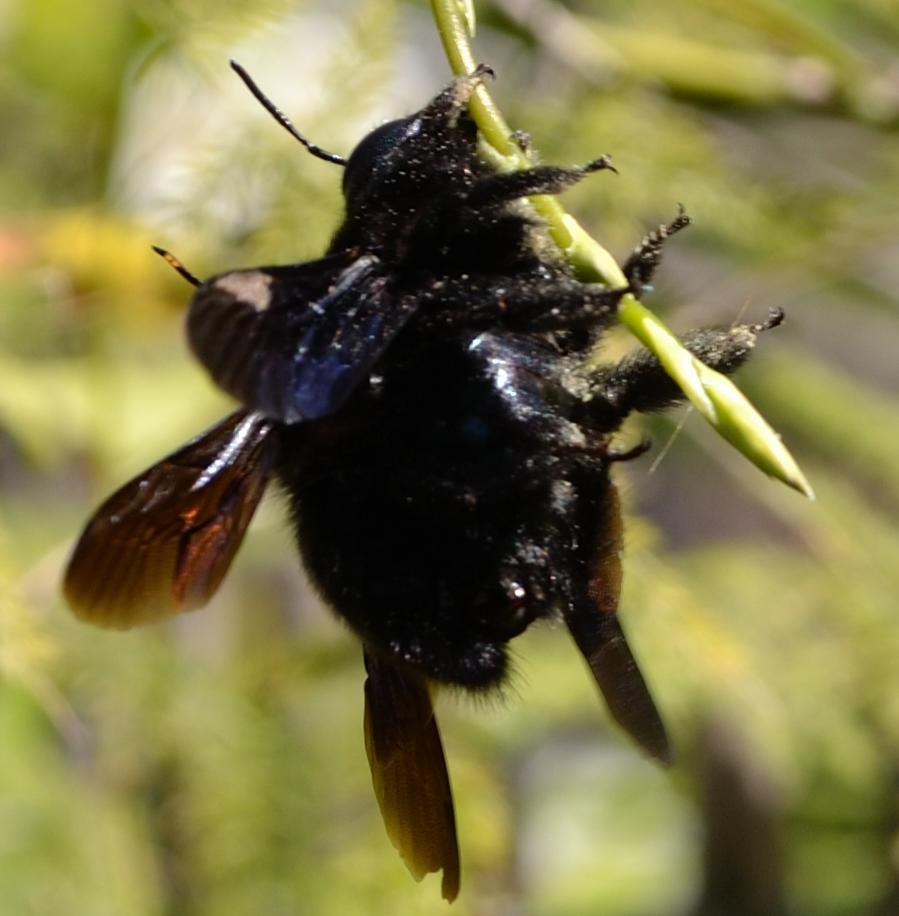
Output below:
[65,66,781,899]
[251,72,769,708]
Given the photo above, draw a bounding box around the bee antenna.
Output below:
[152,246,200,287]
[230,60,347,167]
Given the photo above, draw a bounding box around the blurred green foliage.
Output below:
[1,0,898,913]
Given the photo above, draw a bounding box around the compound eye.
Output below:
[342,116,418,202]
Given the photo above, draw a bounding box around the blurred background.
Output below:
[2,0,899,913]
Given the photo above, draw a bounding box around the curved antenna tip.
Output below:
[229,60,347,167]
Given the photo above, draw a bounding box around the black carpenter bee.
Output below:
[65,63,782,901]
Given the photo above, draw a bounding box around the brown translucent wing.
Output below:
[363,650,460,902]
[564,477,672,764]
[64,410,276,628]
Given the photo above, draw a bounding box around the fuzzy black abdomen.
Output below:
[277,333,582,688]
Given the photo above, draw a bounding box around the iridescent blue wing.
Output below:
[188,252,415,423]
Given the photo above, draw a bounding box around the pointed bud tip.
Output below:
[784,472,815,500]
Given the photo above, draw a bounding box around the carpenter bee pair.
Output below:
[65,63,781,900]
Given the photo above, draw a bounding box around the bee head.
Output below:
[341,70,488,216]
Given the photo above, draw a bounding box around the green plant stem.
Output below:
[429,0,814,499]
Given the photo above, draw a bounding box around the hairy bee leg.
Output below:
[509,129,532,153]
[623,207,692,297]
[423,63,494,126]
[606,438,652,462]
[581,311,785,424]
[563,475,671,763]
[422,275,627,331]
[522,283,630,331]
[466,155,616,207]
[362,651,461,902]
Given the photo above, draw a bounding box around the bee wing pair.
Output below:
[65,414,462,898]
[66,254,665,896]
[63,389,664,900]
[65,254,460,894]
[65,250,418,625]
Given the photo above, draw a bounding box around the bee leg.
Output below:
[623,206,692,297]
[582,310,785,425]
[505,280,631,331]
[424,63,495,125]
[466,155,616,207]
[606,438,652,462]
[422,274,627,330]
